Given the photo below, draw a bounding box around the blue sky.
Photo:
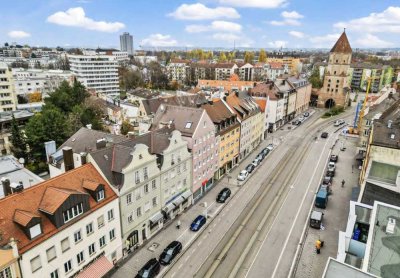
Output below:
[1,0,400,49]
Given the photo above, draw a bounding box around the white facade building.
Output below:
[68,54,120,95]
[0,62,16,112]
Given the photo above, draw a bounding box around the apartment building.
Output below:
[225,92,263,159]
[0,164,122,278]
[238,63,254,81]
[0,239,21,278]
[166,59,190,83]
[0,62,16,112]
[215,63,238,80]
[288,76,312,115]
[197,79,255,92]
[265,62,289,81]
[68,54,120,95]
[120,32,134,56]
[89,129,192,253]
[152,105,218,200]
[267,55,301,75]
[203,100,240,179]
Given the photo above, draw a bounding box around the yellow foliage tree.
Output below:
[244,51,255,64]
[258,49,267,63]
[218,52,227,62]
[28,91,42,103]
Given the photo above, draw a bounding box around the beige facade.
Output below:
[0,62,16,112]
[0,240,21,278]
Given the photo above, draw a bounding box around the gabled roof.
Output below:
[141,94,208,115]
[202,100,236,124]
[82,179,103,191]
[0,164,117,254]
[225,93,260,121]
[214,63,236,69]
[330,31,352,54]
[39,187,87,214]
[255,99,267,112]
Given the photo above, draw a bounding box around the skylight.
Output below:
[185,122,192,129]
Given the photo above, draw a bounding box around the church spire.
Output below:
[330,31,352,53]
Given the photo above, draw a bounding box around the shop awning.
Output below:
[163,203,175,213]
[76,255,113,278]
[149,211,164,224]
[181,190,192,200]
[173,196,185,206]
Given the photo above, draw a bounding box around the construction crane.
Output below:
[349,76,379,134]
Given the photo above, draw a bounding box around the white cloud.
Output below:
[168,3,240,20]
[218,0,288,8]
[269,10,303,26]
[354,34,393,48]
[186,21,242,33]
[309,33,341,47]
[47,7,125,32]
[334,6,400,33]
[8,30,31,38]
[282,11,304,19]
[141,34,178,47]
[289,31,305,38]
[268,40,287,48]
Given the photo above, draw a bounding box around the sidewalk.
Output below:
[293,135,360,278]
[112,127,289,277]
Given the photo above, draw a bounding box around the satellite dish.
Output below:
[18,158,25,165]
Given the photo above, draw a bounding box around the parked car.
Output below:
[246,164,255,173]
[328,161,336,172]
[292,120,301,126]
[326,169,335,177]
[315,189,329,209]
[310,210,323,229]
[190,215,207,231]
[330,154,338,162]
[322,176,333,185]
[261,148,270,156]
[216,188,231,203]
[334,119,345,126]
[266,144,274,151]
[252,158,261,167]
[136,258,161,278]
[237,170,249,181]
[159,241,182,265]
[298,116,305,122]
[320,183,332,195]
[321,132,329,138]
[256,153,264,162]
[303,112,310,117]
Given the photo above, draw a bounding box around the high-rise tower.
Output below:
[318,31,352,108]
[120,32,133,55]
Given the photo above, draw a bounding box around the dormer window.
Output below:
[29,224,42,239]
[97,189,105,201]
[63,203,83,223]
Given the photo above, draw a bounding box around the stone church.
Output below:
[317,31,352,108]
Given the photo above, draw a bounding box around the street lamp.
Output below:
[204,202,208,218]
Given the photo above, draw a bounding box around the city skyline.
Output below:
[1,0,400,49]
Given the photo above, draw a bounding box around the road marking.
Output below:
[270,133,331,278]
[178,264,183,270]
[171,272,176,278]
[191,249,196,254]
[197,240,202,246]
[177,228,189,240]
[185,256,189,262]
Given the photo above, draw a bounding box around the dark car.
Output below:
[321,132,329,138]
[159,241,182,265]
[303,112,310,117]
[261,148,270,156]
[136,258,160,278]
[322,176,333,185]
[326,169,335,177]
[256,153,264,162]
[330,154,338,162]
[217,188,231,203]
[246,164,255,173]
[190,215,207,231]
[292,120,301,126]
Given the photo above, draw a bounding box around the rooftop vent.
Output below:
[388,120,393,128]
[390,134,395,140]
[386,218,396,234]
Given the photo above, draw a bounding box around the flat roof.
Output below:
[366,202,400,277]
[323,257,378,278]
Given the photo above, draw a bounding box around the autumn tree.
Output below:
[218,52,227,62]
[244,51,255,64]
[120,120,133,135]
[309,68,323,89]
[259,49,267,63]
[28,92,42,103]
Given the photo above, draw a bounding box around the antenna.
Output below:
[233,40,236,51]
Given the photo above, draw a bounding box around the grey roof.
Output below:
[323,258,377,278]
[361,182,400,207]
[127,88,160,99]
[59,127,127,153]
[152,105,204,137]
[364,95,399,121]
[142,94,208,115]
[371,99,400,149]
[0,156,44,199]
[0,110,34,124]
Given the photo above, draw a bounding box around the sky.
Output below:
[1,0,400,49]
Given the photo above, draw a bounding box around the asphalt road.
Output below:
[161,108,356,278]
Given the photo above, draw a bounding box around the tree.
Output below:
[218,52,227,62]
[227,52,235,62]
[120,120,133,135]
[45,81,89,114]
[259,49,267,63]
[147,62,169,89]
[120,66,144,91]
[309,67,323,89]
[28,92,42,103]
[244,51,255,64]
[25,106,71,160]
[10,114,28,160]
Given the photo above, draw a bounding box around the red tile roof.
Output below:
[0,164,117,254]
[330,31,352,53]
[255,99,267,112]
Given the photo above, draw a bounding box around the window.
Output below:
[177,165,181,174]
[152,197,157,207]
[126,193,132,204]
[74,230,82,243]
[64,260,72,273]
[137,207,142,217]
[135,171,140,184]
[183,179,187,186]
[0,267,12,278]
[171,154,175,165]
[99,236,106,248]
[63,203,83,223]
[143,167,148,180]
[128,213,133,223]
[97,215,105,228]
[107,209,114,221]
[203,121,206,128]
[97,189,105,201]
[86,223,93,235]
[88,243,96,256]
[29,224,41,239]
[109,229,116,241]
[77,251,84,264]
[144,201,151,212]
[183,162,187,171]
[144,184,149,194]
[61,237,70,252]
[46,246,57,262]
[135,188,142,200]
[30,255,42,272]
[50,270,59,278]
[152,180,156,190]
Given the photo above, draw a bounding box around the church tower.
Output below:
[318,31,352,108]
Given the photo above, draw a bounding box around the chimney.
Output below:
[127,131,135,139]
[96,138,107,149]
[388,120,392,128]
[10,182,23,193]
[196,102,201,108]
[1,177,12,197]
[63,147,74,172]
[235,91,239,97]
[9,238,19,258]
[80,152,87,165]
[208,100,213,105]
